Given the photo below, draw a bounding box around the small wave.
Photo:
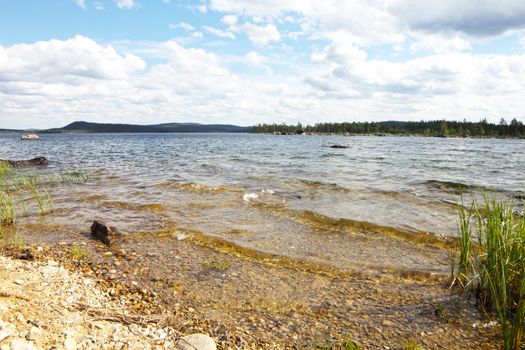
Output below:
[175,182,228,193]
[243,192,259,202]
[295,210,449,247]
[297,179,350,193]
[422,180,481,194]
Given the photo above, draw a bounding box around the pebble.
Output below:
[0,304,8,312]
[64,337,77,350]
[156,328,167,340]
[0,322,15,342]
[9,339,37,350]
[13,280,24,286]
[25,327,42,341]
[382,319,394,327]
[177,334,217,350]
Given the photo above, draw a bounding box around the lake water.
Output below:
[1,133,523,274]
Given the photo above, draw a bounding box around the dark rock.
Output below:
[90,220,120,245]
[0,157,48,167]
[328,144,349,149]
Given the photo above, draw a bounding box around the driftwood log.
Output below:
[0,157,48,167]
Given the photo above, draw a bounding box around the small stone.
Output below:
[176,233,188,241]
[0,323,15,342]
[156,329,167,340]
[64,337,77,350]
[9,338,37,350]
[177,334,216,350]
[13,279,24,286]
[0,303,8,312]
[382,319,394,327]
[25,327,42,341]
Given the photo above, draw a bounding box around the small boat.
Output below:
[21,134,40,140]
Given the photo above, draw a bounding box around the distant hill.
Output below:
[46,121,253,133]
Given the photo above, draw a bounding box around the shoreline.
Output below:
[0,228,502,349]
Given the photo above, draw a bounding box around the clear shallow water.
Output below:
[1,133,523,273]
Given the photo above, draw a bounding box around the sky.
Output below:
[1,1,525,128]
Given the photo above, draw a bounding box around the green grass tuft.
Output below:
[0,162,86,226]
[404,338,423,350]
[203,260,231,270]
[68,244,90,260]
[455,194,525,350]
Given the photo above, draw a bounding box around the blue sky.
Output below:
[1,0,525,128]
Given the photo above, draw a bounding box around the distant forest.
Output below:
[253,118,525,138]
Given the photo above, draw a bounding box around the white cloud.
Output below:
[94,1,104,10]
[241,23,280,46]
[203,26,236,39]
[191,32,204,39]
[1,36,525,129]
[221,15,238,26]
[170,22,195,31]
[209,0,525,47]
[116,0,136,10]
[187,4,207,13]
[73,0,86,10]
[0,36,146,82]
[244,51,265,67]
[410,33,471,54]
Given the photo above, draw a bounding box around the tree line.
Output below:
[252,118,525,138]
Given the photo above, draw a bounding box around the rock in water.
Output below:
[177,334,217,350]
[329,144,349,149]
[0,157,48,167]
[90,220,119,245]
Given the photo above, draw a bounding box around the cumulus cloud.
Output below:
[209,0,525,45]
[390,0,525,37]
[244,51,265,67]
[0,36,146,83]
[409,33,471,54]
[170,22,195,31]
[221,15,238,26]
[1,35,525,130]
[73,0,87,10]
[241,23,280,46]
[116,0,136,10]
[203,26,236,39]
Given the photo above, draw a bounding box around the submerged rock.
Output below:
[90,220,120,245]
[177,334,217,350]
[0,157,48,167]
[328,144,349,149]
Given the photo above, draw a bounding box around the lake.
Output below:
[1,133,523,274]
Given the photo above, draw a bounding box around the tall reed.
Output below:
[456,195,525,350]
[0,161,86,225]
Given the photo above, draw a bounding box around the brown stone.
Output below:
[90,220,119,245]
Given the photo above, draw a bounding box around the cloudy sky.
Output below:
[1,0,525,129]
